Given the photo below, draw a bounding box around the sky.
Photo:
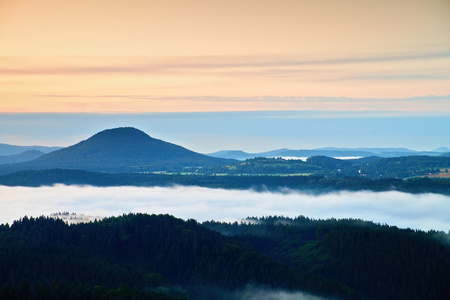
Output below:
[0,0,449,113]
[0,0,449,151]
[1,112,449,153]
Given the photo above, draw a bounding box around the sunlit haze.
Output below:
[1,0,449,113]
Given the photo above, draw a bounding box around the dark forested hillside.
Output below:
[0,214,358,300]
[203,216,450,300]
[1,214,449,299]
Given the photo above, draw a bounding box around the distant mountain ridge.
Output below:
[0,143,62,156]
[208,146,448,160]
[434,147,450,153]
[0,127,235,175]
[0,150,45,165]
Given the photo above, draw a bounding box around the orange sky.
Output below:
[1,0,449,113]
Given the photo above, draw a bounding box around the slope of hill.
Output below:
[204,216,450,300]
[0,150,44,165]
[0,127,235,174]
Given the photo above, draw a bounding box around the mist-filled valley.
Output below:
[1,185,449,232]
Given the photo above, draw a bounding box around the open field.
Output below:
[428,169,450,178]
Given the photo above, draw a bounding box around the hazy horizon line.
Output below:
[1,112,448,152]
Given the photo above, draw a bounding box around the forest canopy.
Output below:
[1,213,449,300]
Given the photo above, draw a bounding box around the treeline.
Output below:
[204,216,450,300]
[306,155,450,179]
[1,169,449,195]
[0,214,357,300]
[0,282,183,300]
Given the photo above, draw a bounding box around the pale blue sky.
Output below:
[1,111,448,153]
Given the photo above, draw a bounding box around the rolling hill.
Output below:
[0,127,235,174]
[0,143,61,156]
[0,150,45,165]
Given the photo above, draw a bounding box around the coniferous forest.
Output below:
[1,213,449,300]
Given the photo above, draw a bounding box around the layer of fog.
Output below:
[1,185,449,231]
[278,156,362,161]
[236,287,328,300]
[179,285,329,300]
[166,285,329,300]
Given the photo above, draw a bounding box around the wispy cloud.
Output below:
[1,50,448,113]
[32,94,450,114]
[1,51,449,76]
[1,185,449,231]
[36,94,450,104]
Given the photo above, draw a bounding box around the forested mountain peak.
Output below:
[38,127,229,163]
[0,127,235,174]
[88,127,153,143]
[58,127,188,158]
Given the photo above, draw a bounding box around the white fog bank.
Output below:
[0,185,449,231]
[236,287,329,300]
